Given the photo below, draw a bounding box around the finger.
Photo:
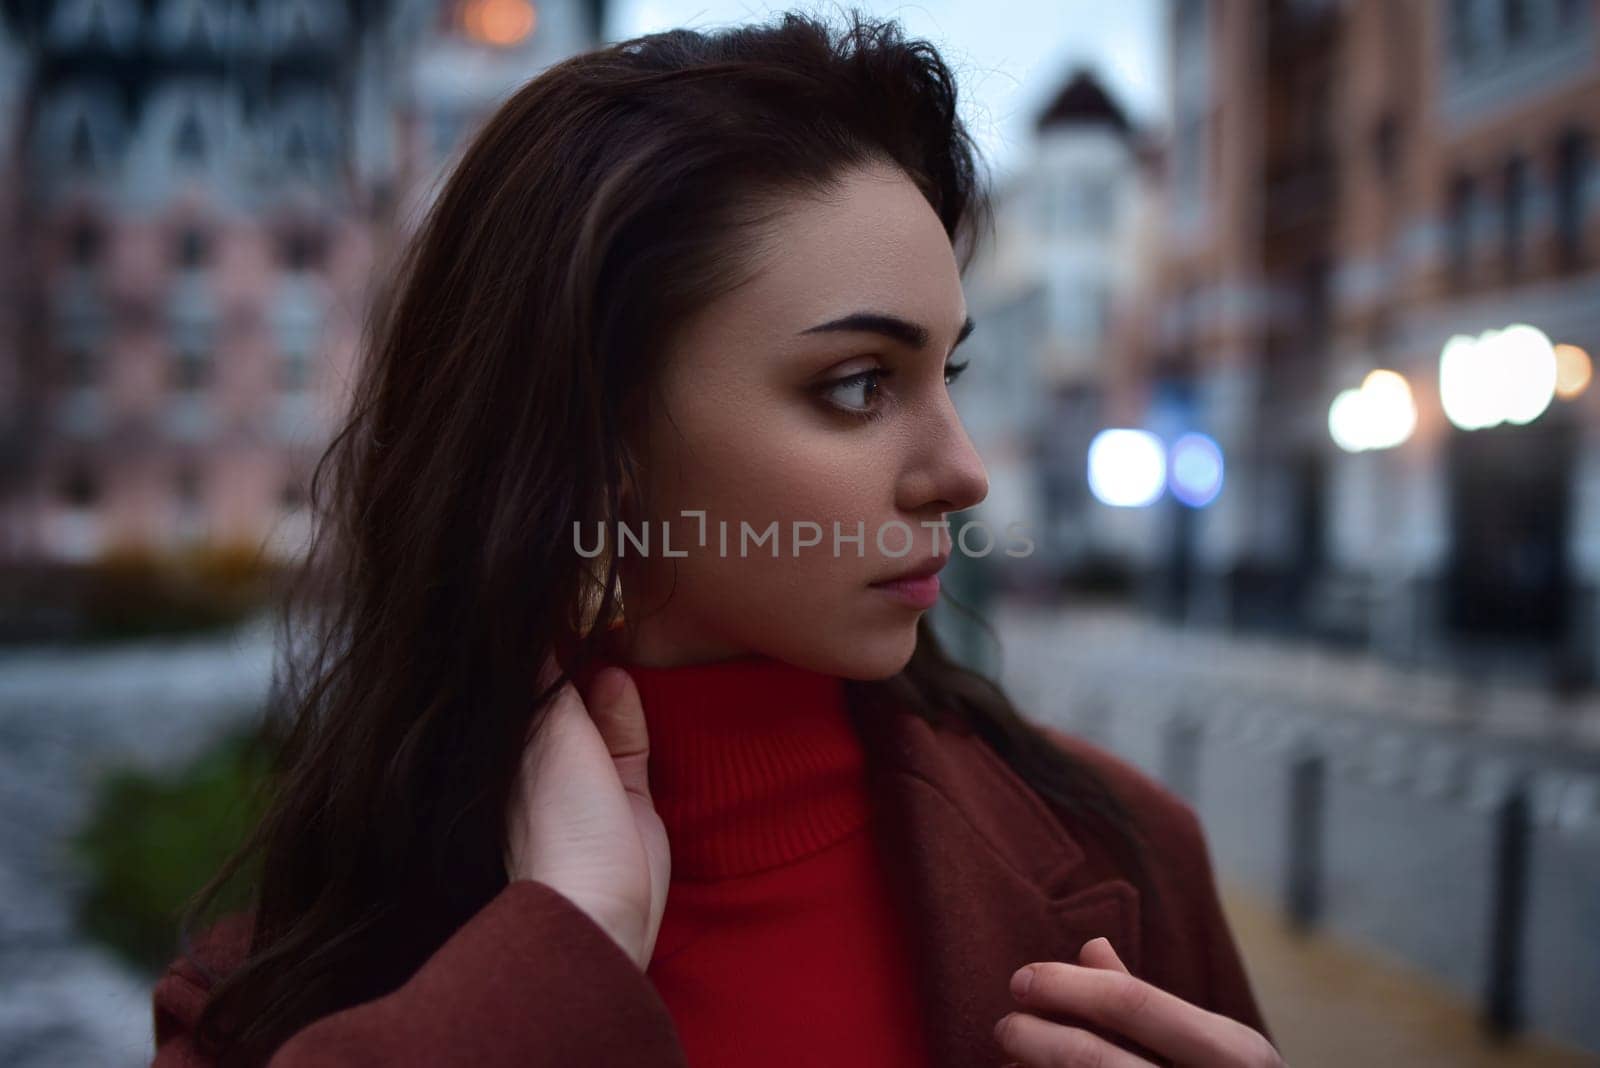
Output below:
[993,1011,1155,1068]
[527,653,583,746]
[1008,961,1240,1066]
[585,667,652,799]
[531,652,575,723]
[1077,935,1131,975]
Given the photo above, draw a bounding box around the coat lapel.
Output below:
[850,701,1143,1068]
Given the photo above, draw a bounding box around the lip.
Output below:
[870,554,950,585]
[870,573,941,609]
[868,554,949,610]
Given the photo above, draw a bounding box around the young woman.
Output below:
[152,11,1283,1068]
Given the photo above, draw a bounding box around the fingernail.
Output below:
[1010,966,1035,997]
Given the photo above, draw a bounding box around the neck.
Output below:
[593,613,757,670]
[593,647,870,881]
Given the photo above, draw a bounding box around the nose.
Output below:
[898,394,989,519]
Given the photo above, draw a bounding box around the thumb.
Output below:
[1078,936,1131,975]
[584,667,653,799]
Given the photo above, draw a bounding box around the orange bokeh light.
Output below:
[1554,343,1592,400]
[462,0,536,47]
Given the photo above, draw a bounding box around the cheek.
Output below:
[634,396,920,668]
[671,461,917,646]
[668,545,921,678]
[653,456,883,597]
[653,405,890,550]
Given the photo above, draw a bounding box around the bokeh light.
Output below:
[1327,369,1416,452]
[462,0,537,47]
[1555,343,1593,400]
[1087,428,1166,508]
[1439,324,1557,430]
[1169,432,1224,507]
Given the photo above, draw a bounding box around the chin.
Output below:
[820,622,919,681]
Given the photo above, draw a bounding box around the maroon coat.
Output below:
[152,702,1273,1067]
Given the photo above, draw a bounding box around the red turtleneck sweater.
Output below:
[601,652,933,1067]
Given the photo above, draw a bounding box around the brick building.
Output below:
[0,0,606,566]
[1135,0,1600,684]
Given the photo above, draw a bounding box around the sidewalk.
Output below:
[991,600,1600,756]
[1217,881,1594,1067]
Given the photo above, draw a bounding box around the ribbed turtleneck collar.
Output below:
[580,651,870,882]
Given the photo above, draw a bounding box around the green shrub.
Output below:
[0,541,286,643]
[82,543,281,641]
[70,723,275,975]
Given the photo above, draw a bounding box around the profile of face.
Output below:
[614,160,989,677]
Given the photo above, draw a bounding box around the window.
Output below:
[174,112,206,164]
[1081,178,1114,234]
[1501,0,1528,43]
[69,115,96,172]
[172,347,211,390]
[61,463,98,508]
[285,124,312,170]
[1091,281,1113,337]
[174,226,210,268]
[1449,0,1481,69]
[280,349,312,391]
[1452,0,1484,69]
[279,228,326,272]
[69,219,104,266]
[1447,171,1476,287]
[1501,154,1528,280]
[1555,128,1591,270]
[1176,0,1206,41]
[175,464,203,506]
[1372,112,1400,182]
[1175,114,1207,217]
[63,346,100,388]
[1300,260,1331,345]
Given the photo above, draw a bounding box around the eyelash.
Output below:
[819,360,971,423]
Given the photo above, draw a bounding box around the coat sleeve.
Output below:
[1168,800,1277,1051]
[151,879,689,1067]
[1031,723,1276,1051]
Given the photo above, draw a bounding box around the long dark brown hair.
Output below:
[176,10,1162,1064]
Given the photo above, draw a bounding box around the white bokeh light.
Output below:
[1087,429,1166,508]
[1499,324,1558,425]
[1328,370,1416,452]
[1440,324,1557,431]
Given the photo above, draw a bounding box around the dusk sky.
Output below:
[603,0,1170,184]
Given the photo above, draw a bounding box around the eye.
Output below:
[819,368,891,419]
[817,359,971,421]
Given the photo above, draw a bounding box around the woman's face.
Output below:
[616,161,988,678]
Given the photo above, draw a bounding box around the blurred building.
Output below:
[961,69,1162,591]
[1132,0,1600,685]
[392,0,606,234]
[0,0,606,567]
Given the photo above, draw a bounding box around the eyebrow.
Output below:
[798,311,976,353]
